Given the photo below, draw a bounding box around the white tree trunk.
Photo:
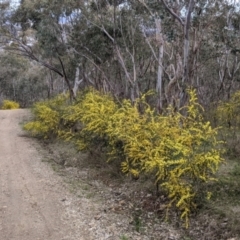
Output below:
[182,0,195,84]
[72,66,83,97]
[155,18,164,111]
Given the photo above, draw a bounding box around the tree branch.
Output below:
[58,56,75,100]
[160,0,184,26]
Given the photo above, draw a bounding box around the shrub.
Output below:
[24,94,69,138]
[62,88,223,227]
[61,89,118,152]
[108,90,223,227]
[216,91,240,155]
[1,100,20,109]
[216,91,240,129]
[24,88,224,227]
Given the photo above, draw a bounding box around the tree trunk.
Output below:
[72,66,83,97]
[155,18,164,112]
[180,0,195,108]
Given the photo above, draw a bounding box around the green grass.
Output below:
[119,235,129,240]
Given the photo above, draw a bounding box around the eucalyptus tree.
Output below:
[2,0,240,111]
[72,1,154,102]
[6,0,78,99]
[133,0,240,110]
[0,51,51,106]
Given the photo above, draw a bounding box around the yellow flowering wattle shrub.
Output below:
[24,88,223,227]
[60,89,118,151]
[1,100,20,109]
[24,94,69,138]
[107,90,222,227]
[62,89,222,226]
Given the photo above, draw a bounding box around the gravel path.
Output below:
[0,109,93,240]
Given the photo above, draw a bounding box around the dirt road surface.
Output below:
[0,109,90,240]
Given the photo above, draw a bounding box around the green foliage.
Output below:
[119,236,129,240]
[216,91,240,156]
[1,100,20,109]
[217,91,240,129]
[24,88,223,227]
[132,210,143,233]
[0,52,52,107]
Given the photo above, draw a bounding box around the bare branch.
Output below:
[160,0,184,26]
[137,0,155,17]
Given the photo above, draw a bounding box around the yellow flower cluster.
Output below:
[1,100,20,109]
[24,94,68,138]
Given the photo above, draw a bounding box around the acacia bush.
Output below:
[23,94,69,138]
[61,89,118,152]
[1,100,20,109]
[24,88,223,227]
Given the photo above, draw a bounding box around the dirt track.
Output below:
[0,109,88,240]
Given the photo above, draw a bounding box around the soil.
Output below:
[0,109,91,239]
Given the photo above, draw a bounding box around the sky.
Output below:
[0,0,20,8]
[9,0,20,8]
[2,0,240,11]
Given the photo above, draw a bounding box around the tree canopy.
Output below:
[1,0,240,108]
